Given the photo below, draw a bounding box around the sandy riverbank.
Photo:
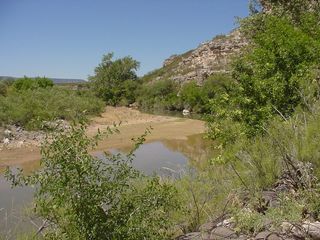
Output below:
[0,107,206,168]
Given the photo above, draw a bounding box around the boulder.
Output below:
[4,129,12,137]
[3,138,9,144]
[209,226,237,239]
[255,231,281,240]
[303,221,320,240]
[176,232,201,240]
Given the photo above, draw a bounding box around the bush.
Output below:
[137,79,182,111]
[12,76,54,91]
[179,81,204,112]
[5,125,179,240]
[137,74,233,114]
[0,81,8,96]
[0,87,104,129]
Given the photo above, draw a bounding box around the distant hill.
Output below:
[0,76,87,84]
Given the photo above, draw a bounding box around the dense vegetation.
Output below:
[89,53,140,106]
[88,53,232,115]
[135,74,233,114]
[6,126,179,240]
[4,0,320,239]
[0,77,104,130]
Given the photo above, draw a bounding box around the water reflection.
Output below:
[0,133,213,236]
[0,175,34,236]
[96,141,189,176]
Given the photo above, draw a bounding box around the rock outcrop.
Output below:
[143,30,247,85]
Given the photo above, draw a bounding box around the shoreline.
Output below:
[0,107,206,168]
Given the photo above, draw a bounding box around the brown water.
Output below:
[0,113,212,236]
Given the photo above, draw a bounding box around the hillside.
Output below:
[142,30,247,85]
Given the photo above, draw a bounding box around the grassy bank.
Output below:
[0,77,104,130]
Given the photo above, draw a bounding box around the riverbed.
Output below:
[0,107,211,236]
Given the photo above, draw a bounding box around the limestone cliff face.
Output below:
[143,30,247,85]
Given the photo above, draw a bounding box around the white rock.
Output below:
[303,221,320,240]
[4,129,11,136]
[3,138,10,144]
[281,221,294,233]
[222,217,234,226]
[183,109,190,115]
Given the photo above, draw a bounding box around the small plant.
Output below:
[233,208,264,234]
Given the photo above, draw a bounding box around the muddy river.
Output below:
[0,107,212,236]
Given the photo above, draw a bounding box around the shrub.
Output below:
[5,125,179,240]
[0,87,104,129]
[179,81,204,112]
[137,79,182,111]
[0,81,8,96]
[137,74,233,114]
[12,76,53,91]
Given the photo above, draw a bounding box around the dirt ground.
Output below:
[0,107,206,168]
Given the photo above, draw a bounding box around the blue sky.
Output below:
[0,0,249,79]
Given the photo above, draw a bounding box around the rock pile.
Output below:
[0,120,70,150]
[177,162,320,240]
[179,218,320,240]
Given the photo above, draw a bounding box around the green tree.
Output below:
[89,53,140,106]
[232,15,320,136]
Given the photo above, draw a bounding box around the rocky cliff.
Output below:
[142,30,247,85]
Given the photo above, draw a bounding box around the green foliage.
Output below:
[89,52,140,106]
[234,15,320,135]
[137,74,233,114]
[107,178,179,240]
[173,170,230,233]
[232,208,264,234]
[137,79,182,111]
[0,81,8,96]
[12,76,54,91]
[179,81,203,112]
[0,87,104,129]
[207,13,320,144]
[5,125,179,240]
[232,190,311,234]
[209,99,320,195]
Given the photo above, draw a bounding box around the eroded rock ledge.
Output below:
[160,30,247,85]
